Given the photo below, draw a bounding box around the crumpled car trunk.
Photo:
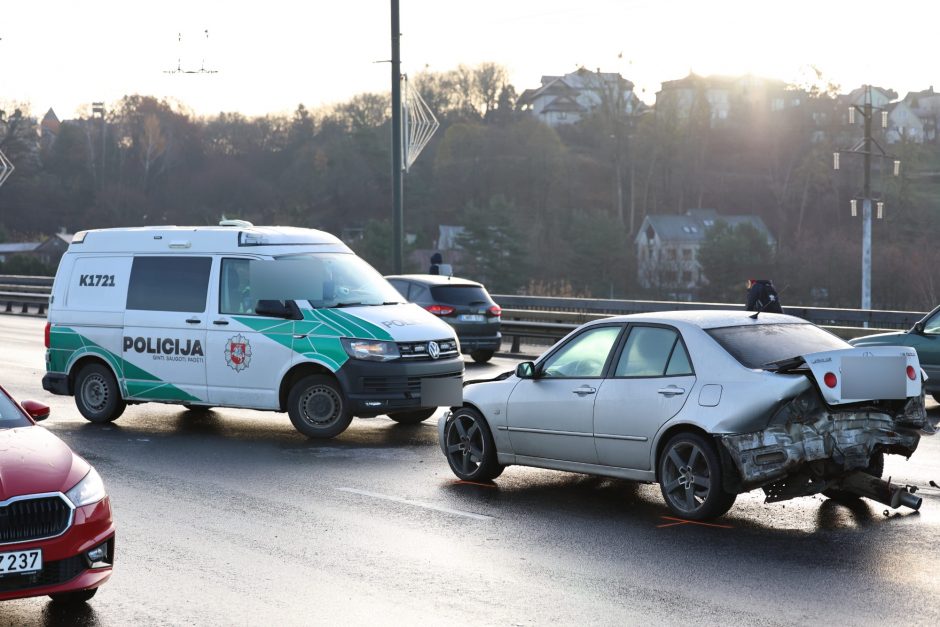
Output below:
[717,348,933,506]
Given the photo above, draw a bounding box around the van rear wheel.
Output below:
[74,363,126,423]
[287,375,353,438]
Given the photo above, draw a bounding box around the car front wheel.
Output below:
[658,432,736,520]
[388,408,437,424]
[49,588,98,604]
[470,350,494,364]
[287,375,353,438]
[443,407,503,481]
[74,363,126,423]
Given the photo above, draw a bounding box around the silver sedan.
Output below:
[439,311,932,520]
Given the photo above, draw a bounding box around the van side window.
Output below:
[126,257,211,313]
[220,258,255,315]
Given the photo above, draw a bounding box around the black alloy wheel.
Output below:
[658,432,736,520]
[443,407,503,481]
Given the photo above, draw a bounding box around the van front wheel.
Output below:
[287,375,353,438]
[74,363,126,423]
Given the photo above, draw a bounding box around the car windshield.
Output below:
[244,253,405,308]
[0,391,31,429]
[707,323,849,369]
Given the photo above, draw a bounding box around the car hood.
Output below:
[849,331,908,346]
[0,426,89,500]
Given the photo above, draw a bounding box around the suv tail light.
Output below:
[426,304,455,316]
[487,305,502,317]
[44,322,51,348]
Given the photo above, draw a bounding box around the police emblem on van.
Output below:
[225,334,252,372]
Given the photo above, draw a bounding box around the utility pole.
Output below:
[834,85,899,311]
[390,0,404,274]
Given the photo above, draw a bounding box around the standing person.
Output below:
[746,279,783,314]
[429,252,443,275]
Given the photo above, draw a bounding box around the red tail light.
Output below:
[823,372,837,388]
[44,322,51,349]
[907,365,917,380]
[426,304,455,316]
[487,305,502,317]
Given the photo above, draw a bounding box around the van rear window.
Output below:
[127,257,212,312]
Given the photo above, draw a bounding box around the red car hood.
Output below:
[0,426,89,501]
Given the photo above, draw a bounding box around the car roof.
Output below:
[594,310,805,330]
[386,274,483,288]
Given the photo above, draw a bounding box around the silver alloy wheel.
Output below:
[80,373,110,412]
[661,441,712,514]
[446,413,486,476]
[299,385,342,428]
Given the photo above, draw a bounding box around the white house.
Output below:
[516,68,641,127]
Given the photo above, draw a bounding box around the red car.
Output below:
[0,386,114,604]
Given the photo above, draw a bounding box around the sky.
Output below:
[2,0,937,119]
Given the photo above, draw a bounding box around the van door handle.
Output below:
[572,385,596,396]
[292,334,309,339]
[657,386,685,397]
[213,320,229,326]
[185,318,201,324]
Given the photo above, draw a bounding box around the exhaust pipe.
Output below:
[838,471,922,511]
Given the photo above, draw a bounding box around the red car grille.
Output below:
[0,496,72,544]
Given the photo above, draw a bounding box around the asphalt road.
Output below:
[1,314,939,626]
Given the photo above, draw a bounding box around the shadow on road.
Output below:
[39,601,100,627]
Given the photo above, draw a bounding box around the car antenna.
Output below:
[749,302,763,320]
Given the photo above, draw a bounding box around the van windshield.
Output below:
[229,253,405,310]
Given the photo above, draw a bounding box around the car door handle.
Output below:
[185,318,201,324]
[213,320,229,326]
[572,386,597,396]
[657,386,686,397]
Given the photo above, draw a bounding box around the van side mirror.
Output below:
[515,361,536,379]
[21,400,50,422]
[255,300,302,320]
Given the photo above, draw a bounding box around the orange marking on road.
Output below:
[453,480,498,489]
[658,516,733,529]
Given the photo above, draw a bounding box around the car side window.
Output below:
[127,256,211,313]
[616,326,693,377]
[924,311,940,334]
[540,326,622,379]
[409,284,430,302]
[220,258,256,315]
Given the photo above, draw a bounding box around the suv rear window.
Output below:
[430,285,491,305]
[706,323,849,369]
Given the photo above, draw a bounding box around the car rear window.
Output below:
[707,323,849,369]
[0,392,30,429]
[430,285,491,305]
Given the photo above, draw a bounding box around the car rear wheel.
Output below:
[470,350,495,364]
[658,432,736,520]
[443,407,503,481]
[74,363,126,423]
[823,451,885,502]
[287,375,353,439]
[388,408,437,424]
[49,588,98,604]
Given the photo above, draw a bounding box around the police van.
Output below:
[41,221,464,438]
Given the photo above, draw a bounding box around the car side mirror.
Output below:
[255,300,301,320]
[913,322,926,335]
[21,400,50,422]
[515,361,536,379]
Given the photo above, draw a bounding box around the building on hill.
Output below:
[634,209,774,297]
[516,67,643,127]
[903,87,940,142]
[655,73,805,126]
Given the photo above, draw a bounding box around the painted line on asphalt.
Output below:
[656,515,733,529]
[336,487,493,521]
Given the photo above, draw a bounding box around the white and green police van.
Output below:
[42,222,464,438]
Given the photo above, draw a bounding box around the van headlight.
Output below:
[341,338,401,362]
[66,468,107,507]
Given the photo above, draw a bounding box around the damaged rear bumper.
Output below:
[719,393,930,497]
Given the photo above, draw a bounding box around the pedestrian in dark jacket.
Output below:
[429,252,443,275]
[746,279,783,314]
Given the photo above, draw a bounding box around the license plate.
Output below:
[0,549,42,575]
[458,314,485,322]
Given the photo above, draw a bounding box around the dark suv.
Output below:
[386,275,501,363]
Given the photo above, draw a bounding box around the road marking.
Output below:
[336,487,492,521]
[656,516,733,529]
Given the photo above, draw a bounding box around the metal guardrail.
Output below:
[0,274,53,315]
[493,295,928,354]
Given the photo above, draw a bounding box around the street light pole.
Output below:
[861,92,872,310]
[390,0,404,274]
